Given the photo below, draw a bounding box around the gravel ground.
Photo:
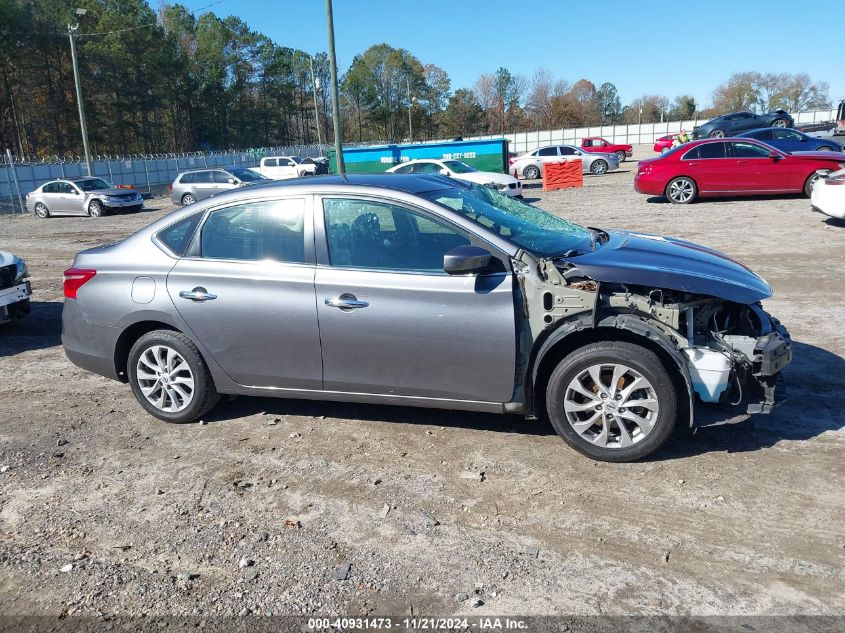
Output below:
[0,146,844,619]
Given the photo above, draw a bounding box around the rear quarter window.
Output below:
[179,172,195,184]
[156,213,202,256]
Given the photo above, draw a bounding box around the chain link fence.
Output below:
[0,144,330,214]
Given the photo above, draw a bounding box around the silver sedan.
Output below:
[26,178,143,218]
[510,145,620,179]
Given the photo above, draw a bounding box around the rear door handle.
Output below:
[179,287,217,302]
[325,295,369,310]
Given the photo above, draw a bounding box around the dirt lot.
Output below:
[1,147,844,620]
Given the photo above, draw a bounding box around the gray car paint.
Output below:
[62,174,790,425]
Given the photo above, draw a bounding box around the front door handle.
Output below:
[324,294,369,310]
[179,287,217,302]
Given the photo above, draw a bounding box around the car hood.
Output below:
[454,171,516,185]
[788,151,845,161]
[563,230,772,304]
[0,251,24,267]
[85,188,137,196]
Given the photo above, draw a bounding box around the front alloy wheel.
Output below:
[709,129,725,138]
[666,177,697,203]
[181,193,196,206]
[34,202,50,219]
[545,341,677,462]
[771,119,788,128]
[523,165,541,180]
[615,150,626,163]
[88,200,104,217]
[590,159,608,175]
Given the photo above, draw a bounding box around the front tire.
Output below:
[523,165,541,180]
[666,176,697,203]
[816,145,833,151]
[88,200,105,217]
[181,193,196,206]
[590,159,608,175]
[34,202,50,219]
[771,119,788,128]
[128,330,220,423]
[615,150,626,163]
[709,129,725,138]
[804,172,826,197]
[545,341,678,462]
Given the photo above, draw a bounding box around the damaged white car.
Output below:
[61,176,791,462]
[0,251,32,324]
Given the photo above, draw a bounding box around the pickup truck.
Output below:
[254,156,318,180]
[0,251,31,324]
[581,137,633,162]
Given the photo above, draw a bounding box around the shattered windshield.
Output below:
[443,160,477,174]
[421,184,592,256]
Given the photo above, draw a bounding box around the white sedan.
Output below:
[386,159,523,197]
[811,168,845,220]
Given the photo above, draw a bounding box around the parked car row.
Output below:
[635,138,845,204]
[510,145,621,179]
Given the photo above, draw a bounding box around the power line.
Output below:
[75,0,226,37]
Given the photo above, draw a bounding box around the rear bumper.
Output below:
[61,298,121,380]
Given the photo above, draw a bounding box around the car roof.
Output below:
[178,167,231,174]
[68,176,107,182]
[739,127,801,135]
[235,173,459,194]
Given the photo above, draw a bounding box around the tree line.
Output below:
[0,0,835,158]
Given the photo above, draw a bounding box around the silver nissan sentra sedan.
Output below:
[62,174,791,462]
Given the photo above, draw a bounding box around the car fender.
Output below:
[530,312,695,428]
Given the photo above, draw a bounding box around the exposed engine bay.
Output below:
[515,250,792,422]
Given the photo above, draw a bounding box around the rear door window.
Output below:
[199,199,306,263]
[537,147,558,157]
[193,171,213,184]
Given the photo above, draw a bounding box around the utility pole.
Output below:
[309,55,322,147]
[68,8,93,176]
[407,78,413,142]
[325,0,345,175]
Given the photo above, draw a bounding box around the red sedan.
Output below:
[634,138,845,204]
[653,134,678,154]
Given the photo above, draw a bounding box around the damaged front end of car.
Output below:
[0,251,32,325]
[514,229,792,427]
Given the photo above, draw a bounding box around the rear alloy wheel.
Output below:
[615,150,626,163]
[523,165,541,180]
[804,172,826,197]
[181,193,196,206]
[34,202,50,219]
[771,119,788,128]
[88,200,105,217]
[545,341,677,462]
[128,330,220,423]
[590,159,608,175]
[816,146,833,151]
[709,129,725,138]
[666,176,697,203]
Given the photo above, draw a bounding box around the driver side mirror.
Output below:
[227,178,237,184]
[444,245,493,275]
[768,151,781,161]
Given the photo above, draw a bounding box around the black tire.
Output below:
[665,176,697,203]
[523,165,541,180]
[615,150,626,163]
[590,159,608,175]
[34,202,50,219]
[181,193,196,206]
[88,199,105,217]
[127,330,220,423]
[708,129,725,138]
[804,171,826,197]
[545,341,678,462]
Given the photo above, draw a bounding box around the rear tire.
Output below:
[88,200,105,217]
[816,145,833,151]
[127,330,220,424]
[34,203,50,219]
[771,119,788,128]
[545,341,678,462]
[523,165,541,180]
[615,150,626,162]
[666,176,697,203]
[181,193,196,206]
[709,129,725,138]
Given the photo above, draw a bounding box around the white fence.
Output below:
[463,109,839,154]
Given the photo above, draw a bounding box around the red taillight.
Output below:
[63,268,96,299]
[168,184,173,193]
[508,158,514,165]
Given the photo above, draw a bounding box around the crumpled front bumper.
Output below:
[743,314,791,414]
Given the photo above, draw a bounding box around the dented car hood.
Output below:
[562,230,772,304]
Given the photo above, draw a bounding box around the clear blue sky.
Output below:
[200,0,843,110]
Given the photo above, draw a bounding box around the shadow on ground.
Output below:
[0,301,62,356]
